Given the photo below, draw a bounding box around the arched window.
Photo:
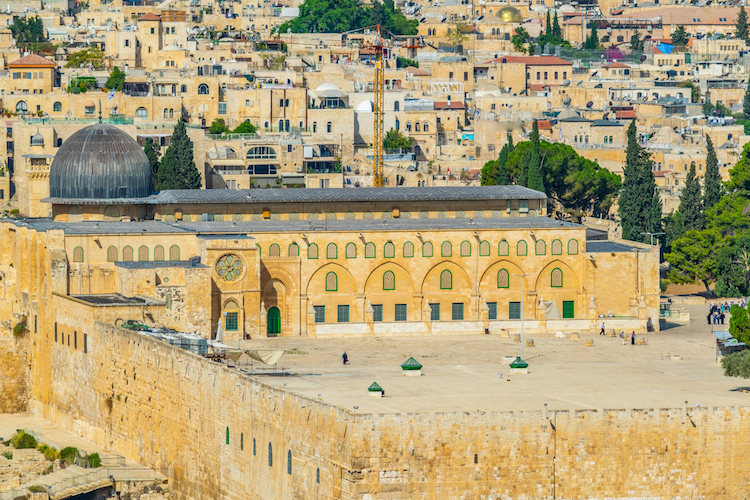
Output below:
[308,243,319,259]
[517,240,527,256]
[107,246,118,262]
[326,122,332,133]
[383,270,395,290]
[247,147,277,159]
[382,211,392,219]
[401,211,411,219]
[198,84,209,94]
[325,272,337,291]
[441,241,452,257]
[15,101,27,113]
[307,213,317,220]
[498,269,509,288]
[164,108,169,119]
[169,108,174,118]
[440,269,452,289]
[269,243,281,257]
[551,239,563,255]
[563,71,567,80]
[395,119,400,130]
[268,443,273,467]
[609,135,614,144]
[474,210,484,219]
[253,438,256,455]
[139,245,149,261]
[214,214,224,221]
[226,427,230,445]
[287,450,292,475]
[492,210,502,218]
[423,122,429,132]
[551,268,563,287]
[345,212,355,220]
[169,245,180,261]
[536,72,540,80]
[241,433,244,451]
[346,243,356,258]
[498,240,509,256]
[460,241,471,256]
[415,122,421,132]
[568,239,579,255]
[455,211,466,219]
[326,212,336,220]
[384,242,395,258]
[135,107,148,119]
[316,468,320,484]
[289,213,299,221]
[289,243,299,257]
[422,241,433,257]
[326,243,337,259]
[73,247,84,263]
[123,246,134,262]
[365,242,376,258]
[154,246,165,261]
[394,101,400,111]
[479,240,490,256]
[403,241,414,257]
[104,205,120,221]
[535,240,546,255]
[406,122,412,132]
[181,84,187,93]
[419,211,429,219]
[363,212,373,219]
[53,101,62,112]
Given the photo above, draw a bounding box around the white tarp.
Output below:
[222,350,284,365]
[539,300,561,319]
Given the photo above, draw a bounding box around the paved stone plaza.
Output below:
[239,303,744,413]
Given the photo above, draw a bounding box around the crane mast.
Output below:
[373,25,385,187]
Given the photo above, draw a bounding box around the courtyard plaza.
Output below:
[233,303,742,414]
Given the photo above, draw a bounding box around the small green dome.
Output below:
[401,357,423,370]
[509,357,528,368]
[368,382,383,392]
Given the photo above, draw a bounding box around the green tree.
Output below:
[396,56,418,68]
[743,86,750,119]
[545,11,552,36]
[104,67,126,91]
[277,0,416,35]
[526,120,545,192]
[737,6,749,42]
[678,80,701,103]
[618,120,662,242]
[9,17,45,45]
[65,47,104,69]
[512,27,529,53]
[671,25,689,46]
[552,12,562,38]
[584,22,599,49]
[383,128,414,151]
[715,233,750,297]
[730,305,750,344]
[155,119,202,190]
[704,135,721,209]
[666,229,719,295]
[143,138,160,189]
[630,28,644,51]
[661,211,685,253]
[722,348,750,379]
[678,164,704,231]
[232,121,257,134]
[208,118,230,135]
[480,141,513,186]
[447,21,470,53]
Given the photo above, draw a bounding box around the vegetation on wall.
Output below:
[104,67,126,91]
[383,128,414,151]
[65,48,105,70]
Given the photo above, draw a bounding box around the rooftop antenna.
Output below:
[98,100,102,123]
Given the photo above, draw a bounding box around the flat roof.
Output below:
[70,293,151,306]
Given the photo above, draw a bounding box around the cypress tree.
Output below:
[526,120,545,192]
[703,134,721,209]
[496,140,513,185]
[143,138,160,190]
[737,6,749,42]
[743,86,750,120]
[155,119,202,190]
[584,23,599,49]
[552,12,561,38]
[619,120,662,242]
[678,164,704,231]
[545,11,552,36]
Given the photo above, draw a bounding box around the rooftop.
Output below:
[8,54,56,68]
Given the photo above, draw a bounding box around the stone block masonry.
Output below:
[25,321,750,499]
[0,329,28,413]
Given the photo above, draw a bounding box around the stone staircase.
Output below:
[0,465,111,500]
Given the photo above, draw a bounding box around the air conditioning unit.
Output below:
[296,166,303,172]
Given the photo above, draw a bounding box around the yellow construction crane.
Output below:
[373,25,385,187]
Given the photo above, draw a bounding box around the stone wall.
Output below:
[0,329,28,413]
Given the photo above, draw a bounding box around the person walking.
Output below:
[600,322,605,335]
[707,312,712,325]
[342,352,349,365]
[720,312,725,325]
[631,332,636,345]
[620,331,625,345]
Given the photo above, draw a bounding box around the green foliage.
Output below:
[104,67,126,91]
[447,21,470,52]
[370,0,419,35]
[744,86,750,119]
[661,211,684,253]
[2,451,12,460]
[481,141,513,186]
[28,485,46,493]
[526,120,545,192]
[584,23,599,50]
[552,11,561,38]
[722,349,750,378]
[659,279,669,294]
[143,138,160,190]
[704,135,721,209]
[67,76,98,93]
[37,444,60,461]
[538,12,570,49]
[678,80,701,103]
[678,164,703,231]
[737,6,749,41]
[666,229,719,295]
[512,27,529,53]
[619,120,662,242]
[232,121,257,134]
[65,47,104,69]
[156,119,202,190]
[727,142,750,193]
[630,28,644,51]
[715,233,750,297]
[208,118,230,135]
[704,100,731,117]
[278,0,416,35]
[88,452,102,468]
[10,431,37,449]
[396,56,418,68]
[730,306,750,344]
[383,128,414,151]
[59,447,78,462]
[12,322,27,337]
[671,25,689,46]
[9,17,45,44]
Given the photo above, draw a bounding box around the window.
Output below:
[394,304,407,321]
[53,101,62,112]
[363,212,374,219]
[568,239,579,255]
[406,122,412,132]
[551,268,563,287]
[563,71,567,80]
[460,241,471,257]
[384,242,395,258]
[383,271,395,290]
[479,240,490,256]
[497,269,509,288]
[551,239,562,255]
[535,240,546,255]
[226,427,230,445]
[394,101,400,111]
[464,71,468,81]
[253,439,256,455]
[423,241,433,257]
[317,468,320,484]
[563,301,575,319]
[440,270,452,289]
[488,302,497,320]
[241,433,244,451]
[365,242,376,258]
[326,122,332,133]
[337,305,349,322]
[536,72,540,80]
[308,243,318,259]
[455,211,466,219]
[313,122,317,133]
[139,245,149,261]
[554,71,558,79]
[419,211,429,219]
[154,246,164,261]
[517,240,527,256]
[325,272,337,291]
[269,243,280,257]
[345,243,356,259]
[181,85,187,93]
[84,333,88,353]
[403,242,414,258]
[268,443,273,467]
[123,246,134,262]
[246,147,277,159]
[136,107,148,119]
[452,303,464,320]
[314,306,325,323]
[327,243,337,259]
[544,71,548,80]
[498,240,509,256]
[415,122,421,132]
[509,302,521,320]
[219,102,227,115]
[73,246,84,263]
[287,450,292,475]
[441,241,452,257]
[169,245,180,261]
[198,84,209,95]
[372,304,383,322]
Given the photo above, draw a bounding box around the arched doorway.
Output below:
[268,307,281,335]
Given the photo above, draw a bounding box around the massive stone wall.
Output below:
[0,329,28,413]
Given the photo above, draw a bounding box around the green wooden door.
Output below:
[268,307,281,335]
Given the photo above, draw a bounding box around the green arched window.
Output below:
[138,246,149,261]
[106,246,118,262]
[154,246,165,261]
[460,241,471,257]
[326,243,337,259]
[422,241,433,257]
[384,242,395,258]
[403,241,414,258]
[169,245,180,261]
[287,450,292,475]
[308,243,319,259]
[568,239,579,255]
[383,270,395,290]
[479,240,490,256]
[268,443,273,467]
[441,241,452,257]
[551,268,563,287]
[325,272,337,291]
[497,269,509,288]
[551,239,563,255]
[269,243,281,257]
[345,243,356,258]
[72,246,84,263]
[288,243,299,257]
[365,242,376,258]
[440,269,452,289]
[535,240,546,256]
[225,427,230,445]
[517,240,527,256]
[123,246,134,262]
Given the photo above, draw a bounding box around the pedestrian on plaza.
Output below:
[707,312,712,325]
[620,331,625,345]
[342,352,349,365]
[720,313,726,325]
[631,332,636,345]
[600,322,605,335]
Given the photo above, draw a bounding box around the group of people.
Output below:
[707,302,732,325]
[599,323,638,345]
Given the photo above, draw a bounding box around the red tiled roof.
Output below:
[537,120,552,130]
[604,62,630,69]
[653,171,666,177]
[487,55,572,66]
[528,84,558,92]
[137,12,161,21]
[614,110,636,119]
[406,66,431,76]
[434,101,465,110]
[8,54,55,67]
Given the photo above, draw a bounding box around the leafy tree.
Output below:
[671,25,689,46]
[233,121,257,134]
[526,120,545,192]
[65,47,104,69]
[155,119,202,190]
[480,141,512,186]
[678,164,704,231]
[552,11,562,38]
[383,128,414,151]
[744,85,750,119]
[369,0,418,35]
[704,135,721,209]
[208,118,230,135]
[104,67,126,91]
[630,28,644,51]
[722,348,750,378]
[661,211,685,253]
[666,229,719,295]
[605,45,624,61]
[143,138,160,189]
[396,56,418,68]
[737,6,749,42]
[618,120,662,242]
[584,22,599,50]
[9,17,45,45]
[277,0,417,35]
[730,306,750,344]
[447,21,470,53]
[715,233,750,297]
[512,27,529,53]
[678,80,701,103]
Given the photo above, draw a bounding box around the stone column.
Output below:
[471,292,481,320]
[259,301,267,338]
[480,298,489,334]
[365,301,374,336]
[356,293,367,323]
[300,294,308,337]
[423,298,432,335]
[639,296,648,320]
[306,301,317,338]
[588,296,599,334]
[537,296,547,334]
[413,293,423,321]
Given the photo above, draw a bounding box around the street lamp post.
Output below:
[511,272,532,361]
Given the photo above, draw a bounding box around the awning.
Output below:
[318,89,347,98]
[21,153,54,158]
[209,158,246,167]
[84,100,95,107]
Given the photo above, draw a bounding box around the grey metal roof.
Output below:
[115,260,208,268]
[592,119,623,127]
[42,186,547,206]
[586,241,647,253]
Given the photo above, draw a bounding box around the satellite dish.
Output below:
[562,79,570,86]
[586,101,594,108]
[563,97,571,105]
